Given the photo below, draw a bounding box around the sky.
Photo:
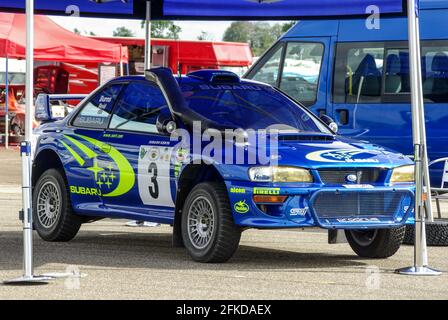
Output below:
[49,16,232,41]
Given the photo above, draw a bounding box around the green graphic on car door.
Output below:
[59,134,135,198]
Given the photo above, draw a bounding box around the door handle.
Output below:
[98,142,111,154]
[337,109,349,125]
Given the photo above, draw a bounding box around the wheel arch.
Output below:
[32,148,65,188]
[172,163,227,247]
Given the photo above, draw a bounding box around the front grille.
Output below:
[312,190,410,218]
[318,168,384,184]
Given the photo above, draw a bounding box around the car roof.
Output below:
[109,72,270,88]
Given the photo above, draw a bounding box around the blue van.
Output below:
[245,0,448,184]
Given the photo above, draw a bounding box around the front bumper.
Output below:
[226,181,414,230]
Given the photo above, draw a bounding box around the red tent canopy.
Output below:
[0,13,127,63]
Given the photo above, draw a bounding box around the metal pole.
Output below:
[4,0,52,285]
[396,0,440,276]
[5,57,9,149]
[144,0,152,70]
[414,14,434,223]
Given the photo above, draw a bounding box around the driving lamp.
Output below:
[390,165,415,183]
[249,166,313,183]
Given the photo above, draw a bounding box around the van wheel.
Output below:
[33,168,81,241]
[181,182,241,263]
[345,227,405,258]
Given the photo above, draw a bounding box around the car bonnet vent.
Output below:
[187,70,240,83]
[279,134,335,142]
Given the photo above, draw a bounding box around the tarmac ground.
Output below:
[0,147,447,300]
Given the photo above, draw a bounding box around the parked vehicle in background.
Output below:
[245,0,448,185]
[91,37,253,77]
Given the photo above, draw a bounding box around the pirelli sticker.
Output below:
[253,187,280,195]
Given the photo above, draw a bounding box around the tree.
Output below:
[113,26,135,37]
[281,21,297,33]
[222,21,253,44]
[197,31,214,41]
[222,21,298,57]
[140,20,182,39]
[73,28,81,35]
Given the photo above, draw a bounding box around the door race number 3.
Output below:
[138,146,175,207]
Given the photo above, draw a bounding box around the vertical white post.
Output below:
[144,0,152,70]
[396,0,440,276]
[5,57,9,149]
[3,0,52,285]
[23,0,35,278]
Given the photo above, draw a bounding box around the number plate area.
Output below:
[138,145,175,208]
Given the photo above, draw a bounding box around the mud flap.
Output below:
[328,229,348,244]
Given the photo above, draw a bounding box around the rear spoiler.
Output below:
[35,93,88,122]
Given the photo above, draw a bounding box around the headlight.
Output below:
[390,165,414,183]
[249,166,313,183]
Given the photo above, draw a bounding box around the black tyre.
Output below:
[345,227,405,259]
[33,168,81,241]
[403,220,448,246]
[181,182,241,263]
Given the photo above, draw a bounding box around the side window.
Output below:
[72,83,123,128]
[384,48,410,95]
[279,42,324,106]
[422,41,448,103]
[334,42,384,104]
[248,43,284,87]
[109,82,169,134]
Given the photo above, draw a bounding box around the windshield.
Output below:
[180,83,330,133]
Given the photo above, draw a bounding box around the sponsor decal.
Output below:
[149,147,160,161]
[198,84,262,91]
[342,184,374,189]
[103,133,124,139]
[230,187,246,194]
[253,187,280,195]
[234,200,249,214]
[70,186,101,196]
[336,217,381,223]
[306,149,380,163]
[289,207,308,216]
[60,134,135,198]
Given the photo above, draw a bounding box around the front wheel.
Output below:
[181,182,241,263]
[33,168,82,241]
[345,227,405,259]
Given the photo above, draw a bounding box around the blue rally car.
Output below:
[32,68,415,263]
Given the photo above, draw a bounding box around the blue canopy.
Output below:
[163,0,405,19]
[0,0,406,20]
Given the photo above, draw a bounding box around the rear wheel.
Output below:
[181,182,241,263]
[33,168,81,241]
[345,227,405,258]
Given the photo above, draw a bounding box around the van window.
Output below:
[250,43,284,87]
[333,42,384,104]
[279,42,324,106]
[422,42,448,103]
[384,48,410,95]
[334,40,448,104]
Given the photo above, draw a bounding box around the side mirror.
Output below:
[156,113,177,134]
[320,114,338,134]
[35,93,87,122]
[35,94,53,121]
